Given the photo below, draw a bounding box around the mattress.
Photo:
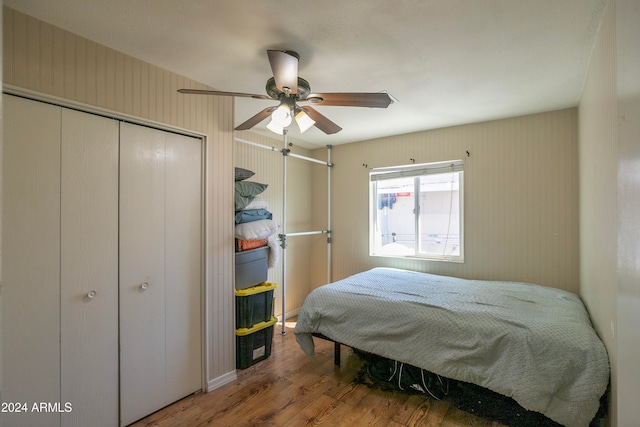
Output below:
[294,267,609,427]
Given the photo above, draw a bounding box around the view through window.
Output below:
[369,160,463,262]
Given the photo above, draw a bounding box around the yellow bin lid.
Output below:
[235,282,277,297]
[236,316,278,336]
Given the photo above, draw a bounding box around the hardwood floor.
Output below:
[130,321,507,427]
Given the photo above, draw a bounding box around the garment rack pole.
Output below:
[288,151,330,166]
[327,145,332,285]
[281,131,289,335]
[234,136,332,335]
[286,230,328,237]
[234,137,332,167]
[234,137,280,152]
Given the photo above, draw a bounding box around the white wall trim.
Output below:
[207,371,237,392]
[2,84,207,139]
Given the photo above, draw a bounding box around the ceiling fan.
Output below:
[178,49,395,135]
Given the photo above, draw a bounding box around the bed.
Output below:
[294,267,609,427]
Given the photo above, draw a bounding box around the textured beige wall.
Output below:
[2,7,236,387]
[578,1,617,417]
[615,0,640,423]
[579,0,640,424]
[312,109,580,293]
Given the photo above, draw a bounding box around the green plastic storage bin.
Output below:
[235,282,277,329]
[236,316,277,369]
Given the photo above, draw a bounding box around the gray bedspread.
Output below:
[294,268,609,427]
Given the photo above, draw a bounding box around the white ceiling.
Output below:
[5,0,608,149]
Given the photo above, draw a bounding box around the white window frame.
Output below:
[369,160,464,262]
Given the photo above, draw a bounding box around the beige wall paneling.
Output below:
[615,0,640,424]
[282,139,315,315]
[310,151,331,290]
[313,109,579,293]
[2,95,62,427]
[60,108,119,427]
[3,6,236,388]
[578,3,618,425]
[578,0,617,342]
[234,131,285,292]
[234,131,315,318]
[579,0,640,424]
[1,5,4,403]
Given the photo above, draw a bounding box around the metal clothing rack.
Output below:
[235,132,333,335]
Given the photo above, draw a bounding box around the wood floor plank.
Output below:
[278,393,345,426]
[441,405,496,427]
[129,322,508,427]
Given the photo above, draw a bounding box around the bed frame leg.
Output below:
[334,342,340,365]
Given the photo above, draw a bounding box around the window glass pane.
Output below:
[372,176,415,256]
[369,160,463,262]
[418,172,460,257]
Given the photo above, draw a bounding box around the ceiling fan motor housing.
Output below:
[266,76,311,100]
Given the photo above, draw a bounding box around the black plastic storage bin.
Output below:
[236,317,277,369]
[235,282,277,329]
[235,246,269,290]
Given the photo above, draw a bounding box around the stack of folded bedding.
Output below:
[236,238,268,252]
[234,168,280,267]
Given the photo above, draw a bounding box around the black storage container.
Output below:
[235,282,277,329]
[236,317,277,369]
[235,246,269,290]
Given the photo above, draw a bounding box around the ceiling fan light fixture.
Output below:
[295,109,316,133]
[266,118,285,135]
[271,104,292,127]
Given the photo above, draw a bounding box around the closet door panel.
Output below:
[165,132,203,402]
[119,123,167,426]
[60,109,119,427]
[2,95,62,427]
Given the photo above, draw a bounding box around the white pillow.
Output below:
[243,196,269,211]
[235,219,280,241]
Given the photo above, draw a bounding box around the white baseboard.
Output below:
[278,307,300,322]
[207,371,237,392]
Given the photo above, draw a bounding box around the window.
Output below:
[369,160,464,262]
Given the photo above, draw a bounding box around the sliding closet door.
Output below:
[2,95,62,427]
[165,132,203,401]
[119,123,168,426]
[60,109,119,427]
[119,123,202,425]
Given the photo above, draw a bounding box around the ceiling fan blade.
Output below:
[234,106,278,131]
[304,92,394,108]
[301,106,342,134]
[178,88,271,100]
[267,50,299,95]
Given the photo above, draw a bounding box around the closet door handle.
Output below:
[86,290,97,300]
[139,282,149,292]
